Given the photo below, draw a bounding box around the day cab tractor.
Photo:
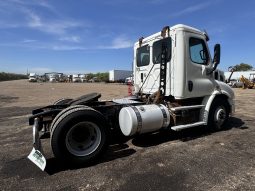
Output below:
[28,24,235,170]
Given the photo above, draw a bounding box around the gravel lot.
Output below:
[0,80,254,191]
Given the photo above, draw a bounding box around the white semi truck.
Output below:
[28,24,235,171]
[28,73,38,82]
[72,74,81,82]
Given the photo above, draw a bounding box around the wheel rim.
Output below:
[65,122,101,156]
[214,106,226,129]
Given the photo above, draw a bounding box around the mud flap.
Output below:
[27,118,46,171]
[28,148,46,171]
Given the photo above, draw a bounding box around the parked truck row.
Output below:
[29,73,95,83]
[28,72,133,83]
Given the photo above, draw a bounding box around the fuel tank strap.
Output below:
[130,106,142,134]
[158,104,168,127]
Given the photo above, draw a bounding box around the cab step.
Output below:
[170,105,204,112]
[171,121,206,131]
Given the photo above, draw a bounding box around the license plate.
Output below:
[27,147,46,171]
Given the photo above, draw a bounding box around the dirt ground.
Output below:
[0,80,254,191]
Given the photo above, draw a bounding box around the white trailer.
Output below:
[28,24,235,171]
[109,70,132,82]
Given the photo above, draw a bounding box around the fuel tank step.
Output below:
[171,121,206,131]
[170,105,204,112]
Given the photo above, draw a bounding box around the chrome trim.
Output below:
[33,118,41,150]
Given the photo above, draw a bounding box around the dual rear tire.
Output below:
[50,106,108,165]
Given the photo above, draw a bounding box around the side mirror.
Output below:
[207,44,221,75]
[213,44,220,66]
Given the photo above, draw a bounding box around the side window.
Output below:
[189,37,209,65]
[153,37,171,64]
[136,45,150,67]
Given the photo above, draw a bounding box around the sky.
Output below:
[0,0,255,74]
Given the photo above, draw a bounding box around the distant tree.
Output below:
[96,72,109,82]
[0,72,28,81]
[86,73,94,80]
[233,63,253,71]
[85,72,109,82]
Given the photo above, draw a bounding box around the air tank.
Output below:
[119,104,170,136]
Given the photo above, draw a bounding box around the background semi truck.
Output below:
[28,24,235,170]
[28,73,38,82]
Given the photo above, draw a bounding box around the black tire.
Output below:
[53,98,73,105]
[50,106,109,165]
[50,105,87,132]
[207,98,230,131]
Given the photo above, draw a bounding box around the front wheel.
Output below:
[50,106,108,165]
[207,98,230,131]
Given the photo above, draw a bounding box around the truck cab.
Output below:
[133,24,234,128]
[134,24,228,98]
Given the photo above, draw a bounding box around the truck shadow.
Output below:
[132,117,246,147]
[45,143,136,175]
[45,117,245,175]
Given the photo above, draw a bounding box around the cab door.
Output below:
[185,33,215,98]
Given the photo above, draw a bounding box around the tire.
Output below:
[53,98,73,105]
[50,105,87,132]
[50,106,109,165]
[207,98,230,131]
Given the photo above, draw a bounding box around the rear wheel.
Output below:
[50,105,87,132]
[208,98,230,131]
[50,106,108,165]
[65,121,102,157]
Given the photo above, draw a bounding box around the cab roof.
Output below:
[134,24,204,47]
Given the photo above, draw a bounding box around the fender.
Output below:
[200,83,235,124]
